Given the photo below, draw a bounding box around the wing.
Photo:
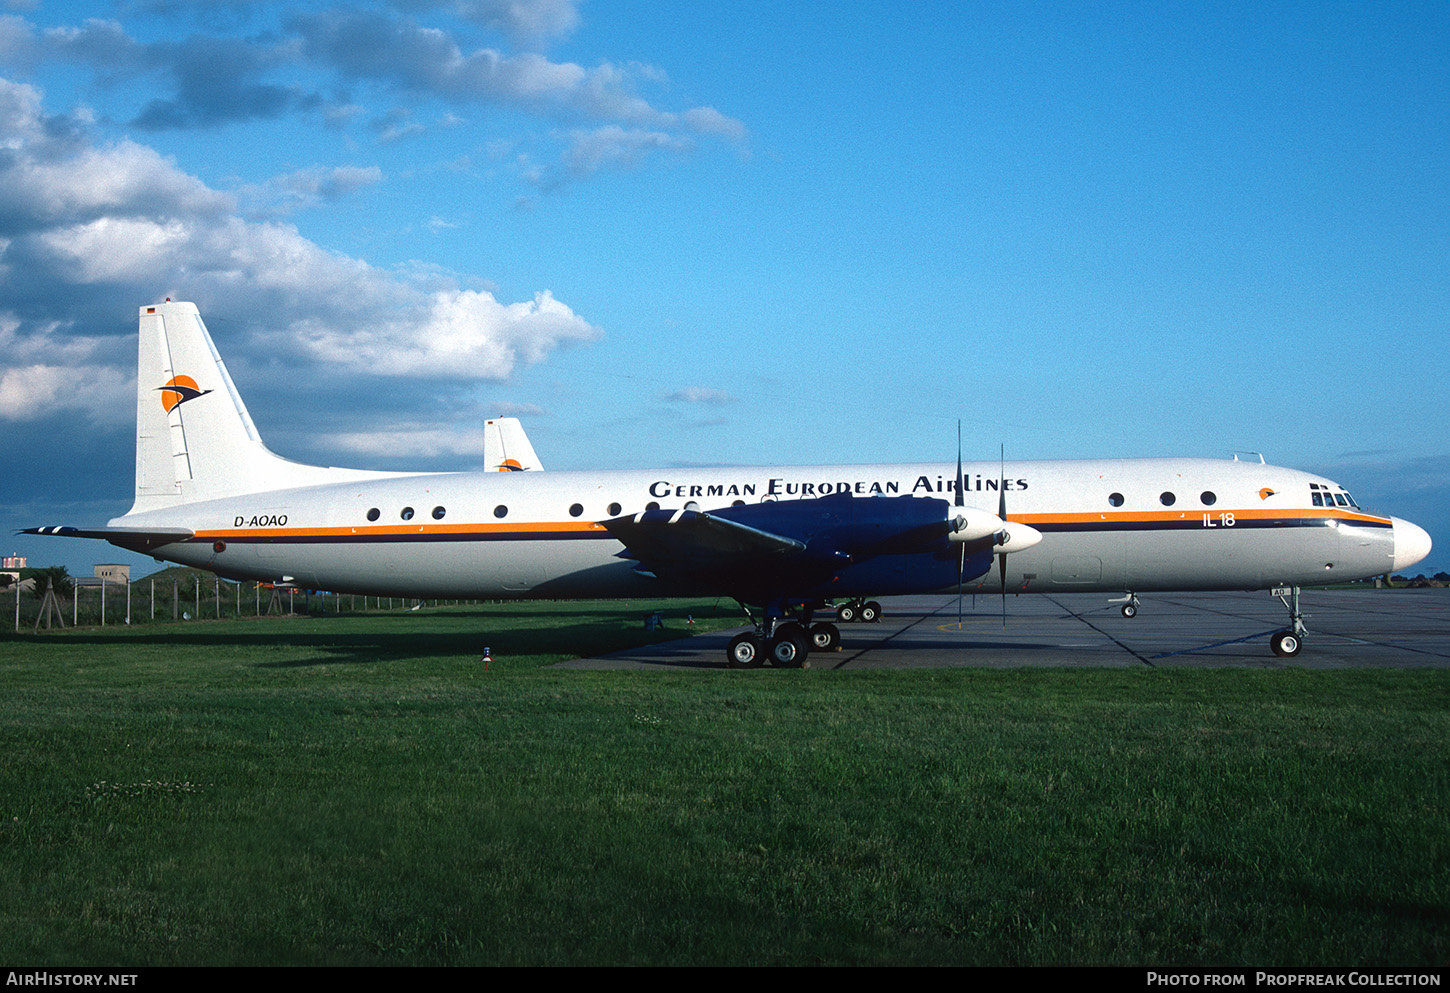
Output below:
[602,506,832,593]
[601,492,996,603]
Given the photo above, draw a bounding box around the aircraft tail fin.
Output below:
[483,416,544,471]
[130,300,401,515]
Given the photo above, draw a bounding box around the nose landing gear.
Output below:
[1109,592,1141,619]
[1269,585,1306,657]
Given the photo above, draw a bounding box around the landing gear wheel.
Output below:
[860,600,882,623]
[808,622,841,652]
[836,602,857,623]
[768,632,808,668]
[1121,603,1137,619]
[726,633,765,669]
[1270,630,1302,658]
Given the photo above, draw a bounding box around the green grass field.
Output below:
[1,600,1446,966]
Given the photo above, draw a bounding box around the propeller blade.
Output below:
[999,445,1007,629]
[999,548,1008,627]
[957,421,964,624]
[955,422,965,508]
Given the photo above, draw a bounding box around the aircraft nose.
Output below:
[1391,518,1433,573]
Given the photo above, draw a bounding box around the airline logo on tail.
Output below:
[496,459,527,472]
[158,375,212,413]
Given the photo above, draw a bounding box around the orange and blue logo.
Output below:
[158,375,212,413]
[496,459,526,472]
[1259,487,1276,500]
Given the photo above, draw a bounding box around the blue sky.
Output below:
[1,0,1446,579]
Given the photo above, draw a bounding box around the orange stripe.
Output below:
[1011,508,1390,526]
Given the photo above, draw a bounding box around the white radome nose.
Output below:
[1391,518,1433,573]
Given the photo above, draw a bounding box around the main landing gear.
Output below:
[835,599,883,623]
[727,603,842,669]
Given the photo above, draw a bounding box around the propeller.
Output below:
[945,431,1043,627]
[956,422,965,624]
[998,445,1007,628]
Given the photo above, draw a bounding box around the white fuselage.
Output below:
[112,456,1413,599]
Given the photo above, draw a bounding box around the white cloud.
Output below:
[291,9,747,141]
[454,0,582,45]
[562,126,690,178]
[0,362,131,422]
[10,5,745,196]
[234,164,384,217]
[0,75,603,424]
[486,400,546,417]
[283,288,599,379]
[665,386,737,406]
[320,423,490,459]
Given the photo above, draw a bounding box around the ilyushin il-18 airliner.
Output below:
[26,301,1432,667]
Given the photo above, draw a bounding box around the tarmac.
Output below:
[556,588,1450,670]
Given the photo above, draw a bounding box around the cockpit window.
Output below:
[1312,484,1360,510]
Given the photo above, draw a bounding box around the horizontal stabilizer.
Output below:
[21,524,195,553]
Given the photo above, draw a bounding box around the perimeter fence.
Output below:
[6,574,464,633]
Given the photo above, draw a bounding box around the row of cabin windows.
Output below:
[1107,491,1218,508]
[365,501,627,523]
[1107,487,1357,510]
[365,506,448,522]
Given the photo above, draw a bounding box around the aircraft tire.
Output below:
[1270,630,1302,658]
[1121,603,1137,619]
[860,600,882,623]
[726,633,765,669]
[768,633,808,668]
[808,622,841,652]
[836,602,857,622]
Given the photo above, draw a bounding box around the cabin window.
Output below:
[645,502,659,512]
[569,503,583,518]
[494,505,508,519]
[1200,491,1217,506]
[1108,493,1124,507]
[432,506,446,520]
[608,502,622,516]
[401,507,415,520]
[367,508,380,521]
[1160,492,1176,507]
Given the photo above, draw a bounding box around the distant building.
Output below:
[3,555,25,570]
[94,564,131,585]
